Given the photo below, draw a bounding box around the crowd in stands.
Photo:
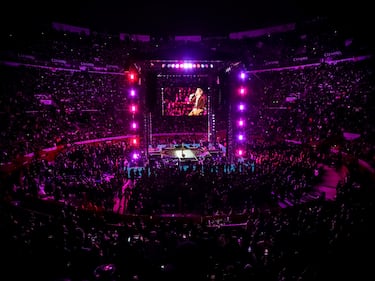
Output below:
[1,170,374,281]
[0,65,131,163]
[1,16,374,281]
[247,59,374,155]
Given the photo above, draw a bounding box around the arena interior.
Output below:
[0,10,375,281]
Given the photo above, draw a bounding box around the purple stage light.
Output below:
[240,72,246,80]
[132,152,139,159]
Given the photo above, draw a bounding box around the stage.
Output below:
[148,144,224,163]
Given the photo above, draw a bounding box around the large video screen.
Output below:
[161,85,208,116]
[157,73,210,117]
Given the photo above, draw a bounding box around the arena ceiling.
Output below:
[2,0,372,37]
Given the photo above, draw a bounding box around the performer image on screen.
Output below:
[188,87,206,116]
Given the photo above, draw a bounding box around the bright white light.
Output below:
[183,63,193,69]
[132,152,139,159]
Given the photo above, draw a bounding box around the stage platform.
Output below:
[148,144,224,162]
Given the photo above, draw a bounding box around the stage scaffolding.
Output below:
[139,59,232,161]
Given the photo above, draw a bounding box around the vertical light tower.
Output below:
[234,70,248,162]
[126,69,141,159]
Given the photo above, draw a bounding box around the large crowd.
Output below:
[0,16,374,281]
